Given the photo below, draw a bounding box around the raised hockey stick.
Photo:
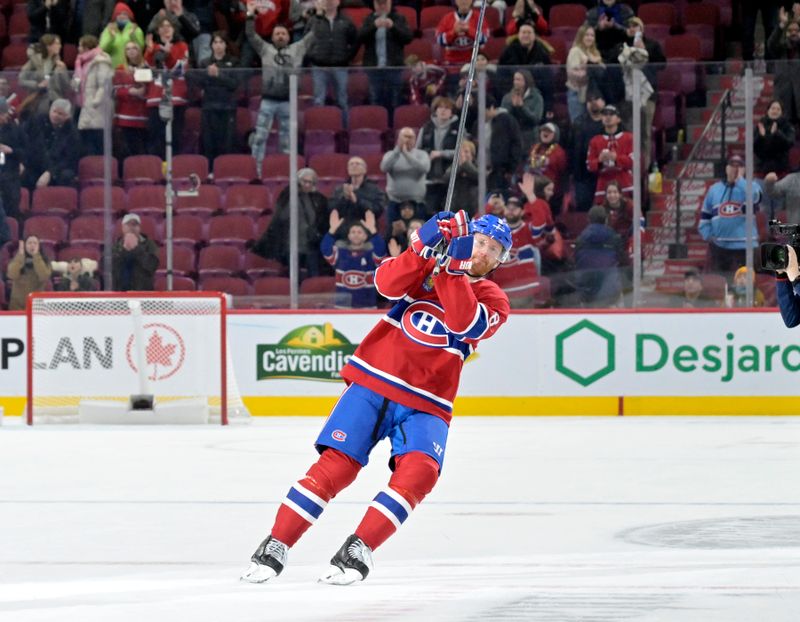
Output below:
[433,0,490,276]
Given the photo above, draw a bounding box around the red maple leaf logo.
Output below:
[146,331,176,370]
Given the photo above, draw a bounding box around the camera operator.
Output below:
[775,243,800,326]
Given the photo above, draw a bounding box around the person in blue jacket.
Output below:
[776,243,800,326]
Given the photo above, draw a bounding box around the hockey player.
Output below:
[241,210,512,585]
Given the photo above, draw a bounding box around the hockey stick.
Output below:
[432,0,490,276]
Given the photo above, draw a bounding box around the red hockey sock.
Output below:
[355,452,439,551]
[271,449,361,547]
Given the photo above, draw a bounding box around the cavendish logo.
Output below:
[332,430,347,442]
[257,323,357,381]
[400,301,449,348]
[126,323,185,381]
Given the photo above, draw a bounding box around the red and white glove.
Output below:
[438,209,471,242]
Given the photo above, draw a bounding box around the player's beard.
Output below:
[468,256,500,279]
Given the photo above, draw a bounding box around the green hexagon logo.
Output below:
[555,320,615,387]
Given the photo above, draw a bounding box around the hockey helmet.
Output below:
[471,213,512,263]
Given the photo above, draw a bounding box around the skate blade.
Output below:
[240,561,278,583]
[318,565,363,586]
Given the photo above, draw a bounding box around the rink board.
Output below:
[2,310,800,417]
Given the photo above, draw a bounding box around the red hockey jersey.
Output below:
[586,130,634,201]
[435,10,490,66]
[340,249,510,424]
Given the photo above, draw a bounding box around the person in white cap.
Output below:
[112,213,159,291]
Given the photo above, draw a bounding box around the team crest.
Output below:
[400,301,449,348]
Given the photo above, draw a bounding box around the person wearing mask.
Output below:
[99,2,146,67]
[6,236,52,311]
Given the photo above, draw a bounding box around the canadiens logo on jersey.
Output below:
[718,201,743,217]
[340,270,373,289]
[400,300,450,348]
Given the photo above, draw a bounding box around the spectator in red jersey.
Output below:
[518,172,565,274]
[527,122,567,212]
[601,181,632,247]
[435,0,490,67]
[491,195,542,306]
[405,55,447,107]
[586,104,633,204]
[505,0,548,36]
[143,17,189,158]
[113,41,149,158]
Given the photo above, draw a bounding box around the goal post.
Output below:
[26,292,249,425]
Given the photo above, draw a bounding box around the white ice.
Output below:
[1,416,799,621]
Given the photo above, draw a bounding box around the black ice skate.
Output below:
[318,534,374,586]
[240,536,288,583]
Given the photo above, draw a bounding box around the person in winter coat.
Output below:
[195,32,239,159]
[74,35,114,156]
[113,41,149,158]
[304,0,358,126]
[527,122,567,211]
[111,213,159,291]
[478,95,523,195]
[100,2,146,68]
[767,13,800,125]
[54,257,98,292]
[252,168,330,277]
[755,99,796,175]
[417,96,460,215]
[6,236,52,311]
[329,156,387,238]
[22,98,80,189]
[18,34,71,122]
[358,0,414,116]
[498,22,552,105]
[27,0,71,44]
[574,205,626,307]
[501,69,544,155]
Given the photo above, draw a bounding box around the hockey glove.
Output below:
[441,209,472,241]
[440,235,474,275]
[410,211,455,258]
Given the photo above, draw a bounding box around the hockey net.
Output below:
[26,292,250,425]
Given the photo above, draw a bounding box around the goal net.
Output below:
[26,292,250,425]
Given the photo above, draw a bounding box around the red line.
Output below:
[618,396,624,417]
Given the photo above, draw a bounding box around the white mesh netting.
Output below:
[28,294,249,424]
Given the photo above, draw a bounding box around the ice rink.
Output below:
[1,416,799,621]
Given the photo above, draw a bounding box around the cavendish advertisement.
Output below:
[2,311,799,417]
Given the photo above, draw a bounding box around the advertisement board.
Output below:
[2,311,799,417]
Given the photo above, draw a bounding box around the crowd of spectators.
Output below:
[0,0,784,309]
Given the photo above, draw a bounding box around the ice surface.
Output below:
[1,416,799,621]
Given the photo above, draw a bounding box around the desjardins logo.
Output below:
[555,320,800,386]
[555,319,615,387]
[257,323,357,381]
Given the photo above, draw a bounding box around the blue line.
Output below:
[1,500,800,506]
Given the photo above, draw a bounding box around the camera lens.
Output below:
[771,246,788,267]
